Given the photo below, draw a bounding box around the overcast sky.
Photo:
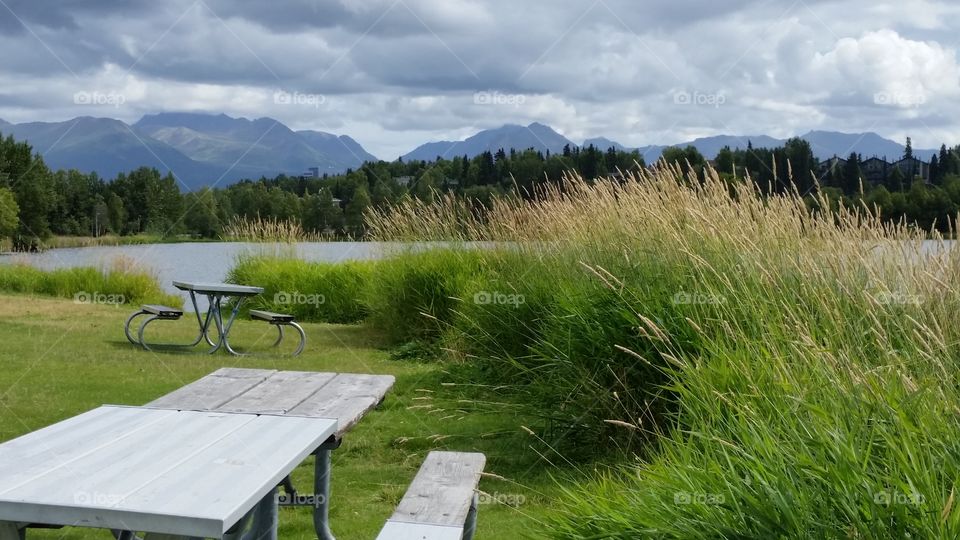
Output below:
[1,0,959,159]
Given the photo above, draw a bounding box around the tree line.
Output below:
[1,131,959,249]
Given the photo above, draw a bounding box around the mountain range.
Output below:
[402,122,574,161]
[405,124,937,163]
[0,113,375,190]
[0,113,941,190]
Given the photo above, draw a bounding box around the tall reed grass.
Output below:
[366,165,960,536]
[222,215,324,243]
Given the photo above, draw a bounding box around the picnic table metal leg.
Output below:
[461,493,480,540]
[0,522,23,540]
[272,325,284,347]
[242,488,278,540]
[207,296,226,354]
[137,315,162,351]
[188,291,217,347]
[313,438,341,540]
[218,297,247,357]
[288,322,307,357]
[124,310,149,345]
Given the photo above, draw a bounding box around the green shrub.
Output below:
[362,247,486,344]
[0,261,180,306]
[225,255,372,324]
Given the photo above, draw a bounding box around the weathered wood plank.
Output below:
[375,522,463,540]
[150,370,395,436]
[216,371,337,415]
[286,373,395,435]
[146,368,276,411]
[389,452,485,527]
[0,407,336,538]
[0,407,179,495]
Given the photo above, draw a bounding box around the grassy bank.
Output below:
[226,255,373,323]
[0,258,181,307]
[350,167,960,536]
[214,164,960,535]
[0,293,559,539]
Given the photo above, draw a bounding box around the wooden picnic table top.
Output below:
[172,281,264,296]
[0,405,336,538]
[146,368,396,438]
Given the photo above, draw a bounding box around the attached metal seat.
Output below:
[250,310,306,356]
[250,310,296,323]
[141,305,184,319]
[124,304,209,352]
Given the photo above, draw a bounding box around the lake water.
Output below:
[0,242,403,310]
[0,239,953,311]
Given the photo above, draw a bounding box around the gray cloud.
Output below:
[0,0,959,158]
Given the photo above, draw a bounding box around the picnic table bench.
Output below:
[377,451,486,540]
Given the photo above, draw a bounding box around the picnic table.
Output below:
[126,282,307,356]
[0,406,336,539]
[0,368,395,539]
[146,368,396,540]
[173,281,264,356]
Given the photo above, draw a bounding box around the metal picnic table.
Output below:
[0,368,395,540]
[0,406,336,539]
[173,281,264,356]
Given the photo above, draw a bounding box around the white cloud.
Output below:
[810,29,960,107]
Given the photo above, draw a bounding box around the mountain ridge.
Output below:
[0,114,943,188]
[402,122,575,161]
[0,113,378,189]
[403,124,937,164]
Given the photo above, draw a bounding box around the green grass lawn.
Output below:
[0,293,559,539]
